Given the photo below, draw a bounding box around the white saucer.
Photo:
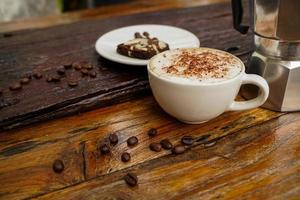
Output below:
[95,24,200,66]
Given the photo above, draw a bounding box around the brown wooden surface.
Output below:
[1,95,299,199]
[1,1,299,200]
[0,2,251,130]
[0,0,229,33]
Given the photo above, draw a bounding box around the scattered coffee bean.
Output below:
[181,136,194,146]
[3,33,13,38]
[100,143,110,154]
[73,62,82,70]
[127,136,138,146]
[9,83,22,91]
[63,63,73,69]
[196,134,210,142]
[160,139,173,150]
[84,63,93,70]
[52,75,61,82]
[89,71,97,78]
[20,77,30,85]
[46,76,53,82]
[149,142,162,152]
[67,79,78,87]
[81,69,89,76]
[147,128,157,137]
[204,140,217,147]
[56,66,65,75]
[52,159,64,173]
[124,173,138,187]
[172,145,186,155]
[109,133,118,145]
[21,72,32,79]
[33,72,43,79]
[121,152,131,162]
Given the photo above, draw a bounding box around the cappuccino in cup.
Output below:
[148,48,269,124]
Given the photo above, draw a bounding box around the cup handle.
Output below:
[227,74,269,111]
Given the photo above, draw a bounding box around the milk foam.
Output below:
[149,48,243,84]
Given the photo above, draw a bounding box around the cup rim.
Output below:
[147,47,245,86]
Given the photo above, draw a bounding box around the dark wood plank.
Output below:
[0,2,252,130]
[0,96,283,199]
[33,112,300,200]
[0,0,229,33]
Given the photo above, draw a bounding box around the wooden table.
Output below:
[0,0,228,33]
[0,1,299,200]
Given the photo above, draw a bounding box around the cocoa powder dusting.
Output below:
[162,50,237,79]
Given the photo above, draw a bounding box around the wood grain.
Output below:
[33,110,300,200]
[0,96,284,199]
[0,2,252,130]
[1,2,297,200]
[0,0,229,33]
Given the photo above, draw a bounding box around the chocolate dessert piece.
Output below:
[117,32,169,59]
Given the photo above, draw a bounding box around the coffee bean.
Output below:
[52,75,61,82]
[84,63,93,70]
[68,79,78,87]
[89,71,97,78]
[149,142,162,152]
[121,152,131,162]
[3,33,13,38]
[127,136,138,146]
[196,134,210,143]
[100,143,110,154]
[63,63,73,69]
[0,88,3,95]
[20,77,30,84]
[172,145,186,155]
[181,136,194,146]
[56,66,65,75]
[124,173,138,187]
[109,133,118,145]
[147,128,157,137]
[33,72,43,79]
[160,139,173,150]
[21,72,32,79]
[52,159,64,173]
[73,62,82,70]
[46,76,53,82]
[81,69,89,76]
[9,83,22,91]
[204,140,217,147]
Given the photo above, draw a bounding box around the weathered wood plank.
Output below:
[0,96,284,199]
[0,0,229,33]
[0,2,252,130]
[0,141,85,200]
[34,112,300,200]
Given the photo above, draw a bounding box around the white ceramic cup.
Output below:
[147,48,269,124]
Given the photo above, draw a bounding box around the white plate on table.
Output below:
[95,24,200,66]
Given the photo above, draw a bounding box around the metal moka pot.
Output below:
[232,0,300,111]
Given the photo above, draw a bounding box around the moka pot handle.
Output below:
[231,0,249,34]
